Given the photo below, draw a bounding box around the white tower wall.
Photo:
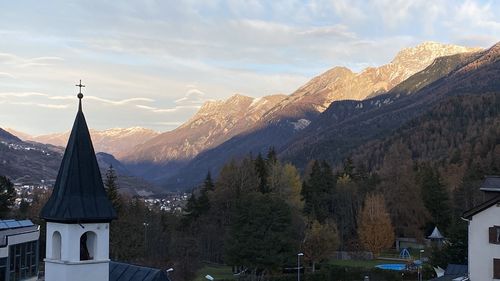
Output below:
[45,221,110,281]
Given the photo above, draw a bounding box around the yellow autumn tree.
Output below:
[303,220,339,272]
[358,193,395,257]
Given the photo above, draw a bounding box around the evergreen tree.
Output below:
[266,146,278,164]
[203,171,215,191]
[255,153,269,193]
[430,220,468,267]
[104,165,122,213]
[183,192,200,222]
[225,192,293,278]
[301,161,335,223]
[417,164,451,230]
[0,176,16,217]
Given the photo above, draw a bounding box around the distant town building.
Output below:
[0,219,40,281]
[464,176,500,281]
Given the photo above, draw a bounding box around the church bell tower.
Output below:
[40,81,117,281]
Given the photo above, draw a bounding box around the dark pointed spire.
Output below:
[41,82,116,223]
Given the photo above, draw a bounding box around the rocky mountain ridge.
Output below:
[158,42,482,189]
[10,127,159,159]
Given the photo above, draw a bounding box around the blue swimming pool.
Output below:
[375,264,406,271]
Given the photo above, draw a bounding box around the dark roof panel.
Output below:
[445,264,467,275]
[463,193,500,219]
[109,261,170,281]
[0,219,34,230]
[480,176,500,191]
[40,97,117,223]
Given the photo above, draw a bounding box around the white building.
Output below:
[0,219,40,281]
[464,176,500,281]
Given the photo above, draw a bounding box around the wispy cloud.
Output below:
[174,87,207,106]
[0,72,16,79]
[136,104,201,113]
[0,92,48,98]
[37,103,70,109]
[84,96,154,105]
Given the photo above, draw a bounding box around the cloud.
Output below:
[0,72,16,79]
[0,92,48,98]
[84,96,154,105]
[154,121,183,126]
[0,51,63,68]
[136,104,201,113]
[174,87,207,106]
[37,103,70,109]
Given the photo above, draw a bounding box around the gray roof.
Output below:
[0,219,34,230]
[428,226,445,239]
[110,261,170,281]
[429,264,468,281]
[40,97,117,223]
[480,176,500,192]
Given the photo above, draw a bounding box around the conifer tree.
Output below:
[203,171,215,191]
[255,153,269,193]
[301,161,334,222]
[104,165,122,213]
[266,146,278,164]
[0,176,16,217]
[417,164,451,230]
[196,172,213,215]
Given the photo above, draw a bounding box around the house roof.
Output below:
[480,176,500,192]
[428,226,445,239]
[109,261,170,281]
[428,264,468,281]
[40,94,117,223]
[463,193,500,219]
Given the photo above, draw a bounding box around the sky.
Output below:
[0,0,499,135]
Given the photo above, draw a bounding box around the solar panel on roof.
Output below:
[0,219,35,230]
[18,220,34,227]
[5,221,20,228]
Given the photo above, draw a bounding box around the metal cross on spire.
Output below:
[76,79,85,99]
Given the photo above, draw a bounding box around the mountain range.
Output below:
[3,41,499,192]
[0,128,160,195]
[7,127,159,159]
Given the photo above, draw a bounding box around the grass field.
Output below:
[194,258,404,280]
[194,264,235,281]
[328,259,388,268]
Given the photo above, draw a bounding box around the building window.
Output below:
[0,258,7,281]
[8,241,38,281]
[489,226,500,244]
[52,231,61,260]
[494,258,500,279]
[80,231,97,261]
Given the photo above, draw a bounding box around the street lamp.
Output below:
[143,222,149,256]
[298,252,304,281]
[205,274,214,281]
[419,249,425,281]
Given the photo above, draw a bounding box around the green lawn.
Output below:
[194,265,235,281]
[194,259,396,280]
[328,259,387,268]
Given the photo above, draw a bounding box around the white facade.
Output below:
[0,223,39,281]
[44,222,110,281]
[468,204,500,281]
